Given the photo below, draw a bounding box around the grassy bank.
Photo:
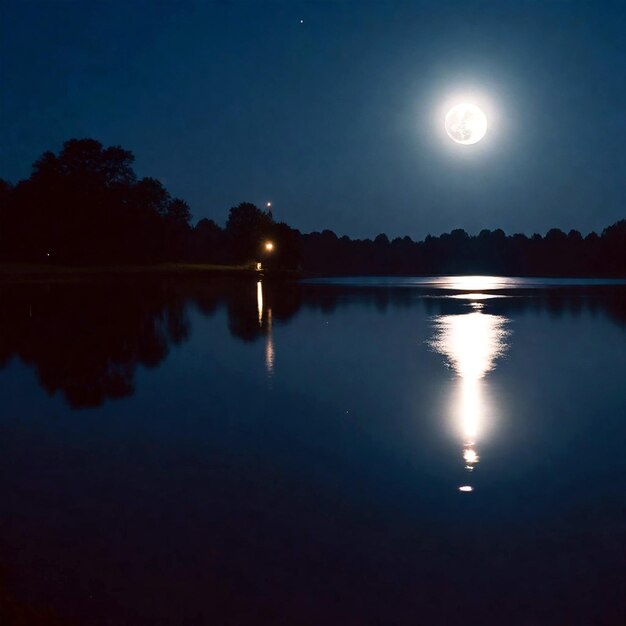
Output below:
[0,262,259,283]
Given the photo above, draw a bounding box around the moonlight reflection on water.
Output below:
[430,306,510,489]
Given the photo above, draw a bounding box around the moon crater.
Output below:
[445,103,487,145]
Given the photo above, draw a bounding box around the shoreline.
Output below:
[1,264,625,284]
[0,263,267,283]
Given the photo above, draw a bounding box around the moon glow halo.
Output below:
[445,103,488,145]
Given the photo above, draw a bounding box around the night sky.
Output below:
[1,1,625,239]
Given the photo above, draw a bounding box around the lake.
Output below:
[1,276,625,625]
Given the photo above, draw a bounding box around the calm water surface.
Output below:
[0,276,625,625]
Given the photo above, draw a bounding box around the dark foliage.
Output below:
[0,139,301,270]
[0,139,194,263]
[0,138,624,275]
[301,221,626,276]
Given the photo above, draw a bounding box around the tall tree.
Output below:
[225,202,273,263]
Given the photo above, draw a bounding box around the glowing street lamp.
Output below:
[257,240,274,271]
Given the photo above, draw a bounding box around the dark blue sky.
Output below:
[1,1,625,239]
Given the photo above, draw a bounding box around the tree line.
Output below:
[1,138,624,275]
[301,223,626,276]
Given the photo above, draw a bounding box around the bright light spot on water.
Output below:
[257,280,263,326]
[459,486,473,492]
[460,377,480,437]
[463,447,478,465]
[430,308,510,479]
[450,292,505,300]
[431,312,509,381]
[440,276,510,291]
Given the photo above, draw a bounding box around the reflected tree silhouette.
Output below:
[0,283,190,408]
[0,564,75,626]
[0,279,624,409]
[302,284,626,327]
[0,278,303,408]
[225,279,302,343]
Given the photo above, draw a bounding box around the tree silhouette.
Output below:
[0,139,192,264]
[225,202,273,264]
[300,220,626,277]
[190,218,225,263]
[0,138,623,275]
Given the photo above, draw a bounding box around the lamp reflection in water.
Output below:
[257,280,264,326]
[430,295,510,492]
[256,280,274,377]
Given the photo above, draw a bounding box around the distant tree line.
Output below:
[301,223,626,276]
[1,138,624,275]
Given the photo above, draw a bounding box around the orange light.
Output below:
[265,242,274,252]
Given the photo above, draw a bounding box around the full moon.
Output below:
[445,103,487,145]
